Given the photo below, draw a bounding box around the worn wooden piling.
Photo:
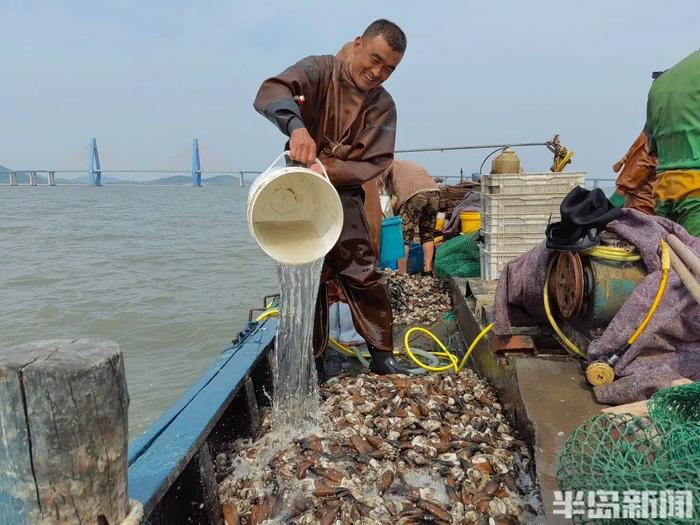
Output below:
[0,339,129,525]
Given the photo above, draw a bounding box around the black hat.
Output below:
[546,187,622,250]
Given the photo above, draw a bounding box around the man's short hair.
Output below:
[363,19,407,54]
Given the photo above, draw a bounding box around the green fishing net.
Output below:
[434,233,481,279]
[648,382,700,427]
[556,383,700,523]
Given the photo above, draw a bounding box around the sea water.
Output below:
[228,258,324,480]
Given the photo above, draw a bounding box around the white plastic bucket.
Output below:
[247,152,343,265]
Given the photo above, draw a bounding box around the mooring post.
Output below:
[192,138,202,187]
[0,339,129,525]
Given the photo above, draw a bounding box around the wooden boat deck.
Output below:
[448,277,604,524]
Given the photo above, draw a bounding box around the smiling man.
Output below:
[254,19,408,375]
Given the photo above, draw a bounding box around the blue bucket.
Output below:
[407,242,424,274]
[379,216,404,267]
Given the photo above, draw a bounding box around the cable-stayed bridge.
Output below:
[1,138,262,187]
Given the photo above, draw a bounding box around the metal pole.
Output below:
[395,141,547,154]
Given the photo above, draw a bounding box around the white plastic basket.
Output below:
[481,172,586,196]
[481,232,545,254]
[481,192,569,218]
[480,246,539,281]
[481,212,555,235]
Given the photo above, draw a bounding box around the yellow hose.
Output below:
[403,327,458,372]
[254,307,493,374]
[543,259,588,359]
[545,240,670,359]
[255,308,279,322]
[582,245,641,262]
[402,324,494,373]
[627,240,670,344]
[257,309,370,357]
[328,338,371,358]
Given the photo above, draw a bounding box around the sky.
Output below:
[1,1,698,182]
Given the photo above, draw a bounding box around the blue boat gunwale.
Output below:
[127,317,277,517]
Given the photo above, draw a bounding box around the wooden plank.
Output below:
[195,444,223,525]
[244,376,261,437]
[601,378,693,416]
[601,400,650,417]
[127,319,276,517]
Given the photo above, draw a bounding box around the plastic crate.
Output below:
[480,247,538,281]
[481,172,586,196]
[481,192,569,218]
[481,231,545,253]
[481,212,556,235]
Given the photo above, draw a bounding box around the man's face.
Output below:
[347,35,403,91]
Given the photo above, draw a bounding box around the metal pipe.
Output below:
[395,141,547,154]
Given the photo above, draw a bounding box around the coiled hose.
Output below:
[542,242,671,386]
[254,308,493,375]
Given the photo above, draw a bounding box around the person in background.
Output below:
[384,159,441,275]
[645,50,700,236]
[611,130,658,215]
[253,19,410,375]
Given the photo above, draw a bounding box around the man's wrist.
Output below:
[287,118,305,135]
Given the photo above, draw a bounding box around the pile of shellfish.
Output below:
[218,372,539,524]
[384,270,452,326]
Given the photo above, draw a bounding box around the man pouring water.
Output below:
[254,19,409,375]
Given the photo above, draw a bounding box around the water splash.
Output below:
[272,258,324,440]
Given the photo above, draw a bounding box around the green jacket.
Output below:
[645,50,700,173]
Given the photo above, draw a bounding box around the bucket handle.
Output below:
[264,151,330,180]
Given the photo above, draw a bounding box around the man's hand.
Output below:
[289,128,317,166]
[309,162,324,175]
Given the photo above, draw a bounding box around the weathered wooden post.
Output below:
[0,339,130,525]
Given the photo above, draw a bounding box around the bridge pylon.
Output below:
[88,138,102,186]
[192,139,202,187]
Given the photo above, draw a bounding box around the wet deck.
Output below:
[448,277,604,525]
